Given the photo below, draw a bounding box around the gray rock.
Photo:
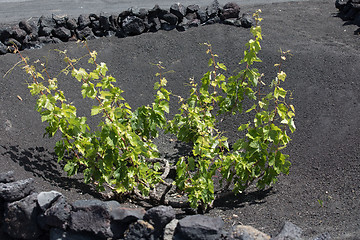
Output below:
[3,193,43,240]
[39,26,53,37]
[164,219,179,240]
[75,26,94,40]
[99,14,111,31]
[37,191,62,211]
[11,26,27,42]
[170,3,187,20]
[38,195,72,230]
[70,199,112,239]
[78,14,91,29]
[144,205,175,229]
[271,221,303,240]
[231,225,270,240]
[53,15,68,27]
[124,219,155,240]
[39,15,56,28]
[38,36,53,44]
[148,4,168,18]
[206,0,220,18]
[19,20,35,34]
[205,16,221,25]
[197,7,208,23]
[335,0,348,10]
[129,7,148,19]
[50,228,98,240]
[111,207,146,224]
[122,15,146,36]
[0,27,12,42]
[0,171,15,183]
[177,18,200,31]
[0,178,34,201]
[175,214,224,240]
[187,4,200,13]
[104,200,122,210]
[240,13,256,28]
[147,16,162,32]
[161,12,178,26]
[52,27,72,41]
[0,41,7,55]
[66,18,78,30]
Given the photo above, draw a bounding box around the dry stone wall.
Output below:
[0,1,256,55]
[0,171,331,240]
[335,0,360,28]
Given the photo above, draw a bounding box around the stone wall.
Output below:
[0,171,331,240]
[335,0,360,28]
[0,1,257,55]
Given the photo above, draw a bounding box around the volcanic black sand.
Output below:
[0,0,359,239]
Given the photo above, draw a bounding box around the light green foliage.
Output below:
[166,10,295,210]
[18,10,295,210]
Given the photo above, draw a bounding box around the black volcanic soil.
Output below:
[0,0,359,239]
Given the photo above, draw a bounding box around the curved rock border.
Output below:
[0,1,257,55]
[335,0,360,29]
[0,171,331,240]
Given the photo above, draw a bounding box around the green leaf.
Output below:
[238,123,249,132]
[246,104,257,113]
[91,106,102,116]
[217,62,227,71]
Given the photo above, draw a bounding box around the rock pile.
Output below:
[0,1,257,55]
[335,0,360,26]
[0,171,331,240]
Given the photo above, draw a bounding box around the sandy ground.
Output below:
[0,0,359,239]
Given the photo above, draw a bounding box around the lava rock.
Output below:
[0,27,12,42]
[163,219,178,240]
[161,12,179,26]
[37,190,62,211]
[231,225,270,239]
[3,193,43,240]
[50,228,98,240]
[38,195,72,230]
[76,26,94,40]
[111,207,146,224]
[19,20,37,34]
[175,215,225,240]
[78,14,91,29]
[221,2,241,20]
[170,3,187,21]
[70,199,113,239]
[197,7,209,23]
[39,15,56,28]
[149,4,168,19]
[53,15,68,27]
[0,41,7,55]
[206,0,221,18]
[240,13,256,28]
[187,4,200,14]
[144,205,175,229]
[0,178,34,201]
[52,27,72,41]
[124,220,155,240]
[0,171,15,183]
[66,17,78,30]
[122,15,146,35]
[129,7,148,19]
[272,221,303,240]
[38,26,53,37]
[335,0,348,10]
